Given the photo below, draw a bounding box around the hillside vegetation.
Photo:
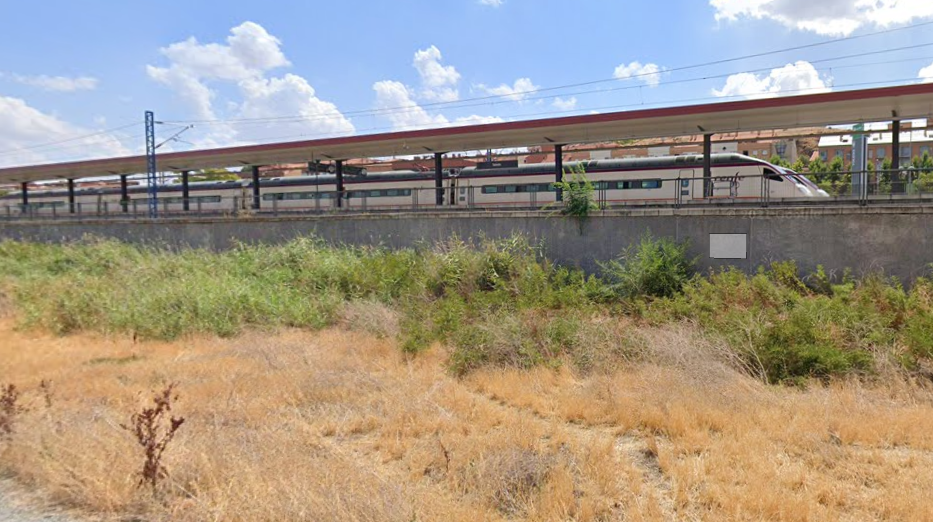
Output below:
[1,236,932,384]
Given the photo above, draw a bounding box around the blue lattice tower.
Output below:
[145,111,158,218]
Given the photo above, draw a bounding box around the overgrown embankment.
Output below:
[1,236,932,384]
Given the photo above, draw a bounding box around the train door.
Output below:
[679,169,694,202]
[449,178,462,206]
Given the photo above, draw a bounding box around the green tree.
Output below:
[827,156,847,183]
[791,157,807,173]
[551,163,597,233]
[913,152,933,173]
[188,168,240,182]
[769,154,791,168]
[881,157,893,172]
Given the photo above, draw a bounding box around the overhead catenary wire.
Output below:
[0,123,138,156]
[213,76,933,149]
[5,20,933,166]
[182,46,933,132]
[161,20,933,127]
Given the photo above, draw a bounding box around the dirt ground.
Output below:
[3,319,933,521]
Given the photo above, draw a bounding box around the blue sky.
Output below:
[1,0,932,167]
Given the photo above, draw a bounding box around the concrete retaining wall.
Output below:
[2,206,933,282]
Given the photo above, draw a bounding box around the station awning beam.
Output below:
[120,175,129,213]
[434,152,443,206]
[703,133,712,197]
[555,144,564,202]
[182,171,191,211]
[336,160,344,208]
[251,166,261,210]
[67,179,75,214]
[892,120,901,173]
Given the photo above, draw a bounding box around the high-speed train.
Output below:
[0,153,827,215]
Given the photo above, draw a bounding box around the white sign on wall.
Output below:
[710,233,747,259]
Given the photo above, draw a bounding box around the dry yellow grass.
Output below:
[3,319,933,521]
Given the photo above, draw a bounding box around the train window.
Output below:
[681,180,690,188]
[482,186,499,194]
[386,189,399,196]
[369,190,381,198]
[504,185,517,193]
[763,169,784,182]
[642,180,662,189]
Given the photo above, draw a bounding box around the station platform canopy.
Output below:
[2,83,932,184]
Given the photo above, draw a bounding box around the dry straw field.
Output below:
[4,237,933,521]
[3,315,933,521]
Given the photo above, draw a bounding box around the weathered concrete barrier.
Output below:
[2,206,932,283]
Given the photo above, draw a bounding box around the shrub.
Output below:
[121,384,185,492]
[552,163,597,219]
[601,235,695,300]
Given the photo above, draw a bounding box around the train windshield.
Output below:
[763,168,784,182]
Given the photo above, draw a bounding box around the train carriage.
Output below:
[0,153,824,216]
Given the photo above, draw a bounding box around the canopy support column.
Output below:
[20,182,28,208]
[435,153,443,205]
[67,179,75,214]
[252,166,261,210]
[182,171,191,211]
[555,144,563,202]
[892,120,901,173]
[336,160,344,208]
[120,175,129,213]
[703,133,712,197]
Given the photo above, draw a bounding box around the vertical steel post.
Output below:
[120,175,129,213]
[336,160,344,208]
[20,182,28,210]
[145,110,158,218]
[703,133,712,197]
[182,171,190,211]
[555,144,564,202]
[434,152,443,205]
[892,120,901,173]
[252,166,261,210]
[67,179,76,214]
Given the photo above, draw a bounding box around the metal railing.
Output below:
[3,169,933,221]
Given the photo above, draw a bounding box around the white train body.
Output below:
[0,154,825,215]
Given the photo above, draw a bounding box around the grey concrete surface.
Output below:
[0,480,81,522]
[2,205,932,283]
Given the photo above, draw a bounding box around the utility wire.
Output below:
[218,76,929,148]
[0,123,138,156]
[181,46,933,132]
[162,20,933,126]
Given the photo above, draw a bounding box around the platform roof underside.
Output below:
[2,84,932,184]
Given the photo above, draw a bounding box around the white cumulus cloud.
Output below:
[372,81,504,132]
[372,46,506,132]
[479,0,503,6]
[0,94,131,167]
[920,62,933,83]
[712,61,830,99]
[552,96,577,111]
[613,61,663,87]
[147,21,353,146]
[3,73,99,92]
[373,80,448,131]
[412,45,461,102]
[711,0,933,36]
[477,77,539,102]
